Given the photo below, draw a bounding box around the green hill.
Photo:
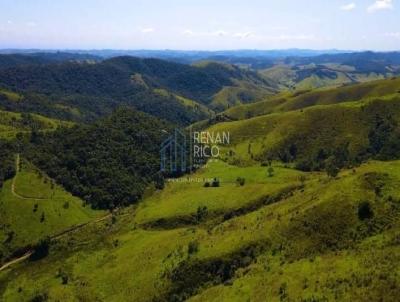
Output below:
[0,110,72,140]
[208,95,400,169]
[1,53,400,302]
[259,52,400,91]
[23,108,174,209]
[223,77,400,120]
[1,159,400,301]
[0,155,103,264]
[0,57,275,124]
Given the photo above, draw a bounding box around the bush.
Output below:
[30,237,51,261]
[196,206,208,222]
[358,201,374,220]
[236,177,245,186]
[188,241,199,254]
[211,178,220,187]
[30,293,48,302]
[325,156,340,178]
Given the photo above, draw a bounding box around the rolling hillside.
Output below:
[0,155,103,264]
[223,77,400,120]
[259,52,400,91]
[1,158,400,301]
[0,56,276,125]
[0,52,400,301]
[0,109,72,140]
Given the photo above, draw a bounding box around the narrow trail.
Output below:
[0,212,113,273]
[1,154,118,272]
[10,154,46,200]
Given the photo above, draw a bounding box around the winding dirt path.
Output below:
[10,154,46,200]
[1,154,117,272]
[0,212,113,273]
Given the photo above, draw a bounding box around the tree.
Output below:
[236,177,245,186]
[211,178,220,187]
[40,212,45,223]
[30,237,51,261]
[267,167,274,177]
[358,201,374,220]
[325,156,340,178]
[188,241,199,254]
[196,206,208,222]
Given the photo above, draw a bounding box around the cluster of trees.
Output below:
[23,108,173,209]
[368,114,400,160]
[265,113,400,177]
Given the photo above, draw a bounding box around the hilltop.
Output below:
[0,56,276,124]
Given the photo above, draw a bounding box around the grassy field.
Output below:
[0,156,104,262]
[135,160,304,225]
[1,159,399,301]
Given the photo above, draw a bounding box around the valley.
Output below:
[0,50,400,301]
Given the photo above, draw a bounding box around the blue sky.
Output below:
[0,0,399,50]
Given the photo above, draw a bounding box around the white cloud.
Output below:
[26,21,37,27]
[340,3,356,11]
[367,0,393,12]
[233,32,253,39]
[140,28,155,33]
[211,30,227,37]
[384,32,400,38]
[7,20,12,25]
[183,29,194,36]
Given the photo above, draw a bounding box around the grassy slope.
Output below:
[207,95,400,164]
[0,110,73,139]
[1,159,400,301]
[135,160,303,225]
[260,63,388,92]
[0,89,22,102]
[1,76,400,301]
[0,157,103,261]
[153,88,214,119]
[224,77,400,120]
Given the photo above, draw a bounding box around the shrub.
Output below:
[30,237,51,261]
[358,201,374,220]
[211,178,220,187]
[236,177,245,186]
[188,241,199,254]
[325,156,340,178]
[196,206,208,222]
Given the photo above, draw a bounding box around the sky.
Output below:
[0,0,399,50]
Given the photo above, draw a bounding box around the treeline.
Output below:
[23,108,173,209]
[0,140,16,188]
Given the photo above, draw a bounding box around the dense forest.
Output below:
[0,52,100,69]
[0,56,274,125]
[23,108,173,209]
